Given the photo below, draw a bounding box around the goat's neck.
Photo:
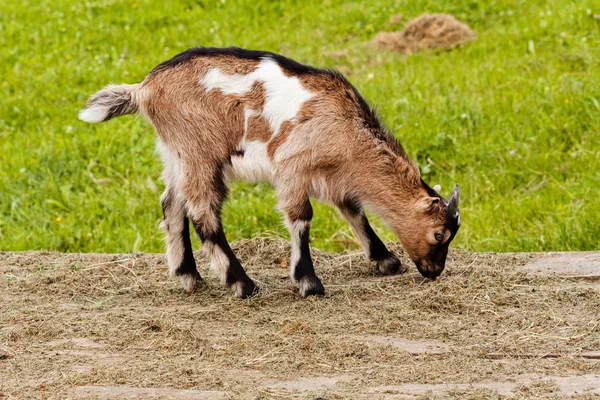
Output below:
[357,160,423,239]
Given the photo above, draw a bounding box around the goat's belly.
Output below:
[226,141,274,183]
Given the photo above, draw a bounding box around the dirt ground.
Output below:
[1,238,599,399]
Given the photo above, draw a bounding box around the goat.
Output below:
[79,47,460,298]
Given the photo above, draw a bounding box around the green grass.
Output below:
[1,0,599,253]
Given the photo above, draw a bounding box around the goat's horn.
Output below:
[447,184,460,217]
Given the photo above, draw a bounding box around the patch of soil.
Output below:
[265,375,353,391]
[523,252,600,280]
[1,238,599,399]
[74,386,225,399]
[373,13,476,54]
[355,335,451,355]
[368,374,600,398]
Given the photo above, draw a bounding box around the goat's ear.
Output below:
[417,196,440,211]
[433,184,441,194]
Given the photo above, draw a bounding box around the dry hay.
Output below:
[373,13,477,54]
[1,238,599,399]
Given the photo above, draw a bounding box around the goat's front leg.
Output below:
[160,186,203,293]
[183,168,257,299]
[279,195,325,298]
[337,198,404,275]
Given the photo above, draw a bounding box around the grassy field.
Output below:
[1,0,599,253]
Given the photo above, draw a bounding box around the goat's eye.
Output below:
[434,232,444,242]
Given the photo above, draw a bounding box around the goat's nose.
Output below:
[423,270,438,280]
[417,261,438,280]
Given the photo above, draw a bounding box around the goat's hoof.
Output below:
[376,253,405,275]
[232,278,258,299]
[180,272,204,293]
[299,275,325,298]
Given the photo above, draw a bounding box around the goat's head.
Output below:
[399,183,460,279]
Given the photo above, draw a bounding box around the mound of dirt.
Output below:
[373,13,476,54]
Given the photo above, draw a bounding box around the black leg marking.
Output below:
[338,198,404,275]
[288,200,324,298]
[175,216,201,277]
[340,197,362,216]
[297,198,314,222]
[361,214,402,275]
[193,221,257,299]
[293,225,314,280]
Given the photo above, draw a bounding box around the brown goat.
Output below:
[79,47,460,298]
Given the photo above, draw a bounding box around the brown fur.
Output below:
[237,82,266,112]
[246,115,272,142]
[267,120,294,159]
[295,99,316,123]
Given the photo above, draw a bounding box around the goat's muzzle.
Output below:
[415,246,448,280]
[416,261,443,280]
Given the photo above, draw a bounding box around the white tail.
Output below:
[79,83,140,123]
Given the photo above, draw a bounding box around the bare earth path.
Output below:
[1,239,599,399]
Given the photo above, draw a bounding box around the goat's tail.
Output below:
[78,83,141,123]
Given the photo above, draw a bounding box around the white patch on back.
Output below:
[201,58,315,184]
[200,58,314,138]
[255,60,314,134]
[200,69,256,95]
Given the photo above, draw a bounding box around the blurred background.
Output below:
[1,0,599,253]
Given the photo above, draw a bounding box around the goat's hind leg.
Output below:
[160,187,203,293]
[183,166,257,299]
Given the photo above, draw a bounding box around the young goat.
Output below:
[79,47,460,298]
